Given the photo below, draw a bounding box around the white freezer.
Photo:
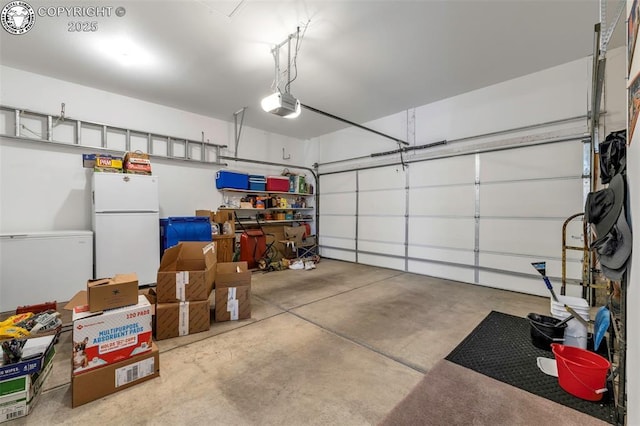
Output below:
[94,212,160,286]
[0,231,93,312]
[93,173,159,213]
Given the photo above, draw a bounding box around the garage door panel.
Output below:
[408,217,475,249]
[359,240,405,257]
[409,185,475,216]
[408,246,475,266]
[359,166,405,190]
[321,247,356,262]
[480,179,583,217]
[478,271,548,296]
[320,172,356,192]
[319,193,356,215]
[479,141,582,182]
[358,216,405,243]
[408,260,474,283]
[479,253,583,279]
[319,236,355,250]
[479,218,568,256]
[359,190,405,216]
[478,270,584,299]
[359,253,404,270]
[320,216,355,240]
[409,156,475,186]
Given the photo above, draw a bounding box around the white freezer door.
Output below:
[93,174,159,213]
[94,213,160,286]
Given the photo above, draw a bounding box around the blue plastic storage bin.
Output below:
[160,216,212,257]
[249,175,266,191]
[216,170,249,190]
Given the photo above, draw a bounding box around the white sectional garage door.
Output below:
[318,139,586,297]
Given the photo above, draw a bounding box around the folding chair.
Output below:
[281,225,318,261]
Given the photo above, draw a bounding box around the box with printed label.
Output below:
[66,293,152,375]
[94,155,123,173]
[72,342,159,408]
[156,242,216,303]
[87,273,138,312]
[0,345,54,423]
[155,300,211,340]
[215,261,251,289]
[0,335,56,382]
[123,151,152,175]
[214,286,251,322]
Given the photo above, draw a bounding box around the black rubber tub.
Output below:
[527,313,567,351]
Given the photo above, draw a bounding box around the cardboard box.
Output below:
[138,288,157,316]
[82,153,121,169]
[214,209,234,225]
[94,155,123,173]
[215,286,251,322]
[215,262,251,289]
[72,342,159,408]
[156,242,216,303]
[87,273,139,312]
[0,345,54,423]
[155,300,211,340]
[66,293,152,375]
[0,335,56,381]
[195,209,214,222]
[123,151,152,175]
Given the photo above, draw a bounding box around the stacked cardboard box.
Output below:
[155,242,217,340]
[65,273,159,407]
[0,335,56,423]
[215,262,251,322]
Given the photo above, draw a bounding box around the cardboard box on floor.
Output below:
[215,286,251,322]
[156,242,216,303]
[72,342,160,408]
[155,299,211,340]
[65,293,153,375]
[214,262,251,322]
[215,261,251,289]
[0,335,56,381]
[0,345,55,423]
[87,273,138,312]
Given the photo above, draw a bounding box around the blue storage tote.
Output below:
[160,216,212,257]
[216,170,249,190]
[249,175,266,191]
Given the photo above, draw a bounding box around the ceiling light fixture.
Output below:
[261,26,305,119]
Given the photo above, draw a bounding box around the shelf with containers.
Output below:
[216,170,316,227]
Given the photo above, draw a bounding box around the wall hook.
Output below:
[282,147,291,160]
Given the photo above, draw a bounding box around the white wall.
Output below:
[0,66,314,233]
[316,55,595,172]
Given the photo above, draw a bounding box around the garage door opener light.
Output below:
[261,26,305,119]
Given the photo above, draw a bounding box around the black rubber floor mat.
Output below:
[445,311,615,424]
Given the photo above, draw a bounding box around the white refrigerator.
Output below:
[92,173,160,286]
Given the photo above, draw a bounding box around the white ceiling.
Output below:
[0,0,625,141]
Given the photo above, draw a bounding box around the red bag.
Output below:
[240,230,266,269]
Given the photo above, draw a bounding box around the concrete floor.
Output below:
[17,259,550,425]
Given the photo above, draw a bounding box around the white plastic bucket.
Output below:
[550,296,589,350]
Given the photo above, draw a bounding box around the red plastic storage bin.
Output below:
[266,176,290,192]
